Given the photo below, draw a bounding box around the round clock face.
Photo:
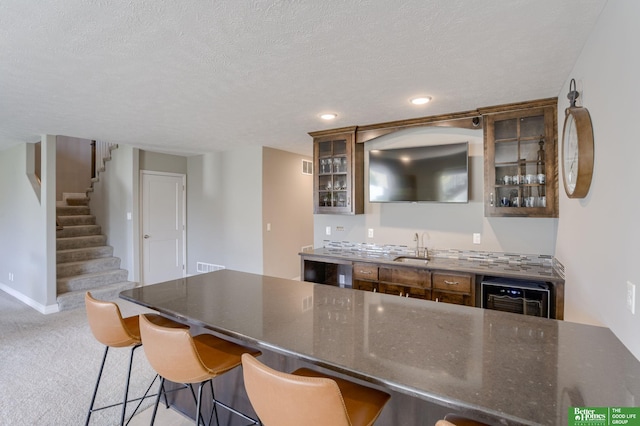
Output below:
[562,113,578,194]
[561,107,594,198]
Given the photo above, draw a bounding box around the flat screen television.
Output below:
[369,141,469,203]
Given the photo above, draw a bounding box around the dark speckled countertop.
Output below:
[121,269,640,426]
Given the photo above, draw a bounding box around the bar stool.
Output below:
[436,413,492,426]
[84,292,186,425]
[138,313,262,425]
[241,353,390,426]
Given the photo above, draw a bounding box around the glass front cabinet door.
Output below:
[310,127,363,215]
[484,103,558,217]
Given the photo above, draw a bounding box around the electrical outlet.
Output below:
[368,228,374,238]
[627,281,636,315]
[473,233,481,244]
[8,272,14,282]
[336,226,344,231]
[325,226,331,236]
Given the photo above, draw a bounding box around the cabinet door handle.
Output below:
[444,280,459,285]
[359,270,371,274]
[490,192,494,207]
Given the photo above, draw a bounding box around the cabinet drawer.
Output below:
[406,286,431,300]
[353,263,378,280]
[379,267,430,288]
[432,272,472,293]
[353,280,378,292]
[378,283,405,296]
[433,290,473,306]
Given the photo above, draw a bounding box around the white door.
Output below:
[141,171,186,285]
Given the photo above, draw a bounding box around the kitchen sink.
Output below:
[393,256,429,266]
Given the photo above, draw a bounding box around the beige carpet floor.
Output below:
[0,290,159,425]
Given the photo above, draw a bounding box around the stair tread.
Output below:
[57,281,138,311]
[57,245,113,253]
[57,235,105,241]
[57,281,135,296]
[57,257,119,267]
[57,269,128,281]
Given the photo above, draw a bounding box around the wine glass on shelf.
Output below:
[320,159,328,174]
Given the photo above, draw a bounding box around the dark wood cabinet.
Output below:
[310,127,363,215]
[378,266,431,300]
[483,100,558,217]
[302,254,562,317]
[432,272,474,307]
[356,264,473,306]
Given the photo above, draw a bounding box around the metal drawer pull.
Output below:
[444,280,459,285]
[359,270,372,274]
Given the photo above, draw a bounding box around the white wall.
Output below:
[140,150,187,174]
[0,137,57,312]
[89,145,139,281]
[555,0,640,360]
[315,126,559,255]
[186,152,226,272]
[186,147,264,274]
[221,147,264,273]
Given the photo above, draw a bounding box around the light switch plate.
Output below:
[325,226,331,236]
[368,228,374,238]
[627,281,636,314]
[473,233,481,244]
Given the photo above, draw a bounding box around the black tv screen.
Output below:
[369,142,469,203]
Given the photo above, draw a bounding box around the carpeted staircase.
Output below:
[56,193,136,311]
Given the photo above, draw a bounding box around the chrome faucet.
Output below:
[414,232,429,259]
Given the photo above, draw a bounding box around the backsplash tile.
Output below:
[322,240,562,269]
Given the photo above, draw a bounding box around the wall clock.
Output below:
[562,79,594,198]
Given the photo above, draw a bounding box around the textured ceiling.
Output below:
[0,0,606,156]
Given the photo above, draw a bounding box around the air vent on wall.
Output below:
[196,262,225,273]
[302,159,313,175]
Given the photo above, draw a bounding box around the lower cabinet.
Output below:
[353,262,473,307]
[432,272,474,307]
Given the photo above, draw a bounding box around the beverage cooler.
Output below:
[481,277,551,318]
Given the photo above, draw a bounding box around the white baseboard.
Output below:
[0,283,60,314]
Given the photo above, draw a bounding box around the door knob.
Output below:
[143,234,150,239]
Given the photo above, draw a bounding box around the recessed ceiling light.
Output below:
[410,96,432,105]
[319,113,337,120]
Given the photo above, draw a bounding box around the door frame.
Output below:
[139,170,187,285]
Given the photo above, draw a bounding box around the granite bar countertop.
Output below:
[121,269,639,425]
[301,246,564,283]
